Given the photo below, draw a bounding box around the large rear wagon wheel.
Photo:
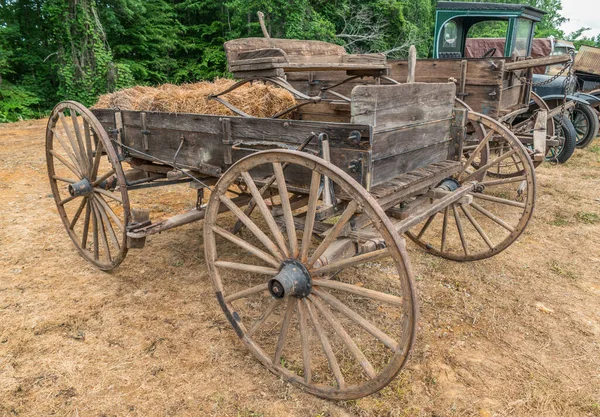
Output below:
[46,101,129,271]
[406,112,535,261]
[204,150,418,400]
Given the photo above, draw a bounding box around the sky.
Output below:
[560,0,600,39]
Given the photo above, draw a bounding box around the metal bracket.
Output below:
[221,118,233,165]
[140,112,150,151]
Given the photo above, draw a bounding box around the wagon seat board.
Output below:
[351,82,459,187]
[223,37,389,78]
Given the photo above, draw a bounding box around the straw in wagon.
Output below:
[92,78,296,118]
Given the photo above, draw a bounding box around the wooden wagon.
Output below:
[46,38,536,399]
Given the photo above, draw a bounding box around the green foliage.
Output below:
[0,0,586,122]
[0,83,42,123]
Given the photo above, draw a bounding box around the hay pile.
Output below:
[92,78,296,117]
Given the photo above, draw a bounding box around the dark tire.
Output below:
[572,103,599,148]
[550,115,577,164]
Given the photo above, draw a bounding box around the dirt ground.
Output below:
[1,118,599,417]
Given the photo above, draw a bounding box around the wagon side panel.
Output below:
[388,59,504,117]
[91,109,373,186]
[351,82,457,187]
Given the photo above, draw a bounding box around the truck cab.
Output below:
[434,1,544,59]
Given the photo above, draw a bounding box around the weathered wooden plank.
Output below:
[237,48,287,60]
[224,38,346,63]
[504,54,570,71]
[118,110,370,148]
[371,120,452,160]
[371,142,450,187]
[295,101,351,123]
[229,61,389,73]
[351,83,456,132]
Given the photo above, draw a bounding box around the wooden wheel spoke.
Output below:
[213,261,278,276]
[81,202,91,250]
[441,207,449,253]
[49,149,82,179]
[52,175,76,184]
[52,128,84,176]
[83,120,93,172]
[58,113,86,174]
[224,282,269,303]
[241,171,289,257]
[463,149,518,182]
[91,201,100,260]
[245,299,281,338]
[69,111,89,173]
[303,298,345,389]
[460,204,494,250]
[307,200,358,267]
[459,130,493,178]
[297,298,312,383]
[92,169,116,187]
[452,204,469,256]
[274,298,296,365]
[213,226,280,268]
[91,137,104,180]
[94,197,120,251]
[58,194,77,206]
[312,278,402,306]
[480,176,526,187]
[94,194,124,232]
[69,197,88,230]
[91,200,112,262]
[272,162,298,258]
[471,192,526,209]
[219,194,284,260]
[470,202,515,232]
[300,171,322,263]
[311,248,389,276]
[417,212,437,239]
[94,187,123,204]
[309,294,377,379]
[313,288,398,351]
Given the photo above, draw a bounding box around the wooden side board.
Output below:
[351,83,457,187]
[92,109,372,187]
[287,58,508,118]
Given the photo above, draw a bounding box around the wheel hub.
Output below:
[68,178,93,197]
[268,259,312,299]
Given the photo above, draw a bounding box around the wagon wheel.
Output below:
[406,111,535,261]
[46,101,130,270]
[204,149,417,400]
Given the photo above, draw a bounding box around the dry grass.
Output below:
[0,119,599,416]
[92,78,296,118]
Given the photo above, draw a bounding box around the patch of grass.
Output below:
[549,212,569,226]
[576,211,600,224]
[549,260,578,280]
[589,145,600,154]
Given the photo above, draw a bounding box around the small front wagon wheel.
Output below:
[46,101,130,270]
[204,149,418,400]
[407,112,535,261]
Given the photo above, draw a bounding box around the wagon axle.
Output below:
[268,259,312,299]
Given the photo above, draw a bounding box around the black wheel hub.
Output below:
[68,178,93,197]
[268,259,312,299]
